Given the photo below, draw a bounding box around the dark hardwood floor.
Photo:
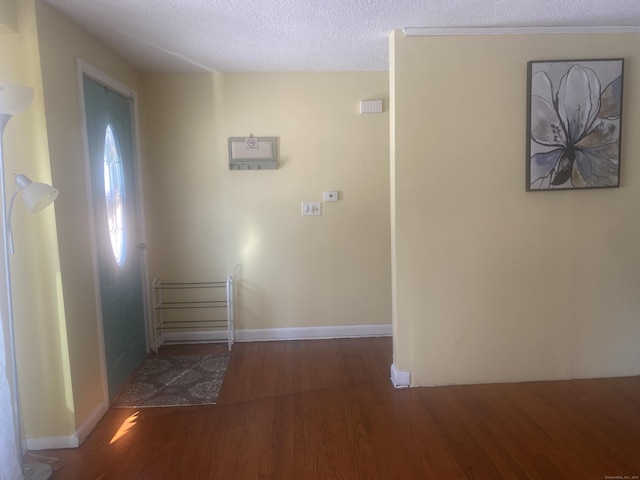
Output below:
[35,337,640,479]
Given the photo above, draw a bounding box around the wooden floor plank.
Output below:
[462,384,571,479]
[38,337,640,479]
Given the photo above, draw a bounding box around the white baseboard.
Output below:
[75,400,108,446]
[161,324,392,344]
[26,434,78,451]
[26,399,108,450]
[162,330,228,344]
[236,324,392,342]
[391,363,411,388]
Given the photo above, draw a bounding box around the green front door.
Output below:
[83,75,147,399]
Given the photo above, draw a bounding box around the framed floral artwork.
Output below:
[526,58,624,190]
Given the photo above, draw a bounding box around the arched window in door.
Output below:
[103,124,127,266]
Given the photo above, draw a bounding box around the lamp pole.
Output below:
[0,112,26,480]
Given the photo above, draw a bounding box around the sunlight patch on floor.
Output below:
[110,411,139,445]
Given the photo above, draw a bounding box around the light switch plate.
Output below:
[323,191,338,202]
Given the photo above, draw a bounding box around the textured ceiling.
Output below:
[42,0,640,72]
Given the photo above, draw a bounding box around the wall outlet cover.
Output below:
[302,202,321,216]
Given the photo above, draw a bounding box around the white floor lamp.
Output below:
[0,83,59,480]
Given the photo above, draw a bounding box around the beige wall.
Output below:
[9,0,639,447]
[0,0,72,440]
[143,72,391,333]
[391,30,640,386]
[31,0,143,440]
[3,0,146,442]
[0,0,149,443]
[0,0,17,32]
[4,2,392,445]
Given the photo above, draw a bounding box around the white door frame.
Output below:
[75,58,152,405]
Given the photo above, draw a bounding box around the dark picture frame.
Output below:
[526,58,624,191]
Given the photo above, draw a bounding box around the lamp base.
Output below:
[23,462,53,480]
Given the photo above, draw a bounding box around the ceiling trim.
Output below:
[403,26,640,36]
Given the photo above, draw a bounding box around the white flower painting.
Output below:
[526,59,623,190]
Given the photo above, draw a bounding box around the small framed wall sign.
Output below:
[526,58,623,190]
[228,135,278,170]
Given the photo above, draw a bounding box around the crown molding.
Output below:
[403,26,640,36]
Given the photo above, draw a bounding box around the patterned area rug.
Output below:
[112,353,231,407]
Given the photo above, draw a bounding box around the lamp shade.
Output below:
[14,174,59,213]
[0,83,34,115]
